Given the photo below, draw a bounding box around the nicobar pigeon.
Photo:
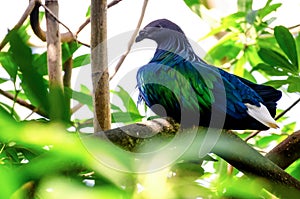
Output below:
[135,19,282,130]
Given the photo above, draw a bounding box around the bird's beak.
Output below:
[135,29,147,42]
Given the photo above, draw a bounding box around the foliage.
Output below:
[0,0,299,198]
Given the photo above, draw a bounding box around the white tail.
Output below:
[245,103,279,129]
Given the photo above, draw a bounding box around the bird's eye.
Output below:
[156,24,163,29]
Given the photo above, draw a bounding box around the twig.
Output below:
[0,88,47,117]
[107,0,124,8]
[109,0,148,80]
[245,96,300,142]
[40,3,76,42]
[75,0,125,37]
[274,96,300,120]
[0,0,40,51]
[71,103,84,114]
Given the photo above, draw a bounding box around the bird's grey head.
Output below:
[135,19,185,44]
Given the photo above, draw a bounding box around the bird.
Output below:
[135,19,282,130]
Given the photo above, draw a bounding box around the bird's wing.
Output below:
[137,61,214,113]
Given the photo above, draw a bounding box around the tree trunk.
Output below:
[91,0,111,132]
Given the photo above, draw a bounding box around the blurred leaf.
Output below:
[263,79,288,88]
[0,102,20,121]
[111,86,140,116]
[246,10,257,24]
[274,26,298,67]
[0,167,20,198]
[111,104,122,112]
[287,76,300,92]
[257,0,281,19]
[73,54,90,68]
[286,159,300,181]
[111,112,144,124]
[0,52,18,82]
[238,0,252,12]
[253,63,288,76]
[0,77,9,84]
[258,48,297,74]
[282,121,296,134]
[234,53,246,77]
[7,29,49,113]
[205,34,243,65]
[86,6,91,17]
[256,134,282,149]
[172,162,204,178]
[201,13,245,40]
[32,51,47,75]
[183,0,202,17]
[295,34,300,70]
[244,70,257,83]
[245,45,262,67]
[65,87,93,111]
[62,42,81,64]
[219,177,265,199]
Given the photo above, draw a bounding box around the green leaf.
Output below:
[253,63,288,76]
[73,54,90,68]
[274,26,298,67]
[65,87,93,111]
[111,104,122,112]
[0,52,18,81]
[111,86,140,116]
[286,159,300,181]
[200,12,245,40]
[295,34,300,70]
[7,29,49,113]
[111,112,144,124]
[62,42,81,64]
[263,79,288,88]
[257,1,281,19]
[205,34,243,65]
[256,134,281,149]
[0,102,20,121]
[32,52,47,76]
[245,45,262,67]
[238,0,253,12]
[258,48,297,74]
[86,6,91,17]
[234,53,246,77]
[0,77,9,84]
[287,76,300,93]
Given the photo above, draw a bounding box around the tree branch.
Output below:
[109,0,148,80]
[266,130,300,170]
[0,0,39,51]
[92,117,300,197]
[0,88,47,118]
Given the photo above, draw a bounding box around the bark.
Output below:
[91,0,111,131]
[266,130,300,170]
[92,117,300,197]
[45,0,63,89]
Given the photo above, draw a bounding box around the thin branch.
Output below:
[75,0,125,37]
[245,96,300,142]
[107,0,124,8]
[274,96,300,120]
[0,0,40,51]
[40,3,75,42]
[0,88,47,117]
[109,0,148,80]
